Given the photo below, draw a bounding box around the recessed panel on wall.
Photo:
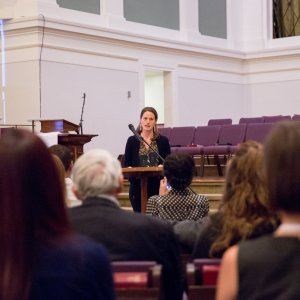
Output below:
[57,0,100,14]
[124,0,179,30]
[198,0,227,39]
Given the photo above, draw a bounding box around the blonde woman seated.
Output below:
[192,140,279,259]
[146,153,209,222]
[217,122,300,300]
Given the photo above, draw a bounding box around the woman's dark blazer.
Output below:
[124,134,170,167]
[124,134,171,212]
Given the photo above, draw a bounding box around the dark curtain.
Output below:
[273,0,300,38]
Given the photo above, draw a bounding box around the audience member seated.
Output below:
[49,144,81,207]
[192,141,279,259]
[146,153,209,222]
[52,154,68,204]
[217,121,300,300]
[173,218,209,254]
[68,149,183,300]
[0,129,114,300]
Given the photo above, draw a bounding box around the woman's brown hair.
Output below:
[210,140,278,257]
[138,106,159,139]
[264,121,300,212]
[0,129,71,300]
[52,154,70,205]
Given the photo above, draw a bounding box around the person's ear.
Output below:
[72,185,82,200]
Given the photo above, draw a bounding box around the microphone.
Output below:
[128,123,137,134]
[79,93,86,134]
[128,123,165,163]
[128,124,142,141]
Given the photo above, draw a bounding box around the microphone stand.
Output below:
[79,93,86,134]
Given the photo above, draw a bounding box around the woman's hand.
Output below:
[159,177,169,196]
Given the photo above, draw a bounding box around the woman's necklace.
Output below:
[141,134,153,149]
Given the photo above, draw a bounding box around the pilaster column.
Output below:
[227,0,266,51]
[0,0,14,18]
[179,0,200,41]
[13,0,59,18]
[100,0,125,27]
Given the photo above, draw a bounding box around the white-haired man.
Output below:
[69,149,182,300]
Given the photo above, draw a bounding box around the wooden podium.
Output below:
[39,119,80,134]
[32,119,98,160]
[122,166,163,213]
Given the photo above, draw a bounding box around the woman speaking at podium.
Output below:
[124,107,171,212]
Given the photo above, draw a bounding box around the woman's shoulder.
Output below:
[195,194,209,204]
[70,234,108,258]
[32,235,114,300]
[238,235,300,268]
[156,134,169,143]
[148,195,161,203]
[40,234,108,264]
[126,135,138,143]
[37,235,111,282]
[196,193,209,200]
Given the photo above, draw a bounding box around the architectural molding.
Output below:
[3,15,300,86]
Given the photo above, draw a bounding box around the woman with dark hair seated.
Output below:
[217,122,300,300]
[146,152,209,221]
[0,129,115,300]
[192,140,279,259]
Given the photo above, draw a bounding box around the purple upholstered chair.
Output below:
[239,117,264,124]
[203,124,246,155]
[187,259,221,300]
[175,125,220,156]
[244,123,274,144]
[158,127,172,140]
[207,118,232,126]
[263,115,291,123]
[202,124,247,176]
[169,127,195,151]
[112,261,162,299]
[292,114,300,121]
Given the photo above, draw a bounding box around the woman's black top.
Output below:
[238,235,300,300]
[124,134,170,167]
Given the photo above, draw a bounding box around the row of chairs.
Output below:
[158,120,295,176]
[206,114,299,126]
[112,259,220,300]
[160,115,300,147]
[112,261,161,300]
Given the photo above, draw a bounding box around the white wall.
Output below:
[245,80,300,117]
[1,0,300,156]
[4,61,40,123]
[41,61,141,156]
[177,78,244,125]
